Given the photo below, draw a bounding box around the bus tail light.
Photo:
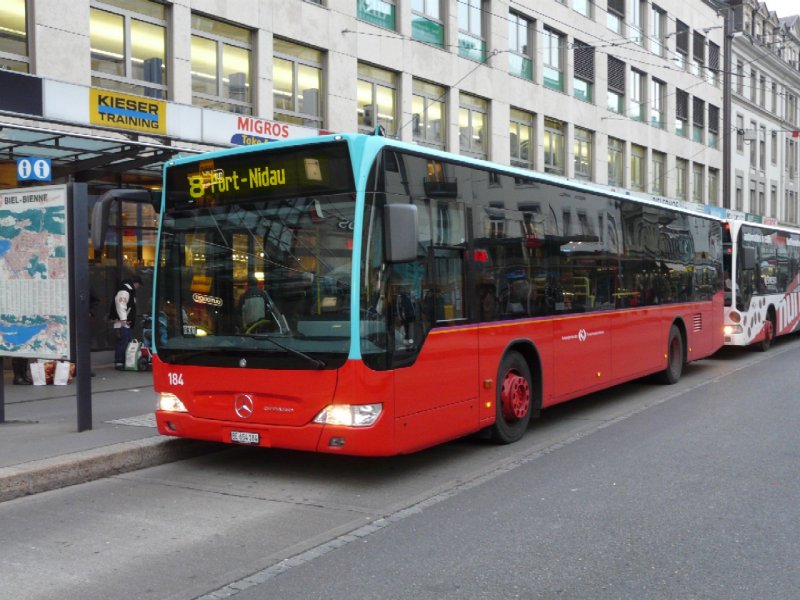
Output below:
[313,403,382,427]
[159,393,188,412]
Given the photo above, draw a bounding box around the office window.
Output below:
[509,12,533,80]
[630,144,645,192]
[412,79,446,149]
[771,184,778,217]
[772,82,778,114]
[459,93,488,159]
[357,64,397,135]
[544,118,565,175]
[358,0,396,31]
[608,137,624,187]
[630,69,645,121]
[607,0,624,34]
[735,175,743,211]
[628,0,644,46]
[736,114,744,152]
[510,107,534,169]
[772,131,778,165]
[693,97,705,144]
[676,89,688,138]
[191,14,251,114]
[692,31,705,79]
[708,41,720,86]
[458,0,486,62]
[650,5,665,57]
[273,39,323,128]
[607,56,625,114]
[760,75,767,107]
[543,27,565,92]
[749,120,757,168]
[411,0,444,48]
[573,0,591,18]
[674,20,689,71]
[736,59,744,94]
[650,79,664,128]
[574,41,594,102]
[708,168,719,206]
[708,105,719,149]
[676,158,688,200]
[0,0,28,72]
[651,151,665,195]
[574,127,593,181]
[759,125,766,170]
[750,69,757,103]
[90,0,167,98]
[693,164,704,203]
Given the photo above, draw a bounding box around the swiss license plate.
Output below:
[231,431,260,445]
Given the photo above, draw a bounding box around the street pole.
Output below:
[722,3,733,209]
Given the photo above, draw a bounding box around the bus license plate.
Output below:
[231,431,259,445]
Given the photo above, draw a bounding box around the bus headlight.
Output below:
[313,403,382,427]
[724,324,743,335]
[158,393,188,412]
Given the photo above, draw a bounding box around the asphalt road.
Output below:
[2,336,799,600]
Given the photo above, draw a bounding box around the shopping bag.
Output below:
[30,361,47,386]
[54,361,74,385]
[124,339,143,371]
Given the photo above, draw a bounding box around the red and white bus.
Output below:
[722,218,800,350]
[153,133,724,455]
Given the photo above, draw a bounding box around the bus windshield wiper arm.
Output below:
[247,334,326,369]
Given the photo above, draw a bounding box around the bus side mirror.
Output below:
[742,246,756,271]
[384,204,418,263]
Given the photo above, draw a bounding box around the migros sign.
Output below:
[89,89,166,135]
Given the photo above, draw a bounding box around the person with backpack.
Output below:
[109,275,142,370]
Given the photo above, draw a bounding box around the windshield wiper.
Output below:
[247,334,326,369]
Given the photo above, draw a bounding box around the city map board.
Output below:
[0,184,71,360]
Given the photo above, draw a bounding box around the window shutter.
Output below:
[676,90,688,120]
[693,97,705,126]
[676,21,689,54]
[607,0,624,18]
[574,41,595,82]
[608,56,625,93]
[693,31,705,63]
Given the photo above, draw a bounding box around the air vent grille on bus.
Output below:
[693,313,703,332]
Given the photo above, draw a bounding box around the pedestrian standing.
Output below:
[109,275,142,370]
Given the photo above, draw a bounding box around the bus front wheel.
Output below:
[657,325,684,385]
[490,352,532,444]
[755,313,775,352]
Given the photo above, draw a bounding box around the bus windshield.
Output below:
[155,141,356,369]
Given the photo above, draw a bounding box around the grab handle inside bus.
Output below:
[384,203,418,263]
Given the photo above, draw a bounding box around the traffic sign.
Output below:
[16,157,52,182]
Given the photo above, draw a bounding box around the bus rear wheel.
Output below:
[657,325,684,385]
[490,352,532,444]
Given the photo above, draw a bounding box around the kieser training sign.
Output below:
[89,88,167,135]
[0,185,70,359]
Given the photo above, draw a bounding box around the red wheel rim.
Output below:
[501,370,530,421]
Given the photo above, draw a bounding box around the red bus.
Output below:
[722,219,800,350]
[153,133,724,455]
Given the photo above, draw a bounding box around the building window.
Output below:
[692,97,705,144]
[509,12,533,80]
[510,107,534,169]
[458,0,486,62]
[574,127,593,181]
[191,14,251,114]
[692,31,705,79]
[90,0,167,98]
[0,0,28,72]
[411,0,444,48]
[736,59,744,94]
[459,93,488,159]
[573,40,594,102]
[358,0,396,31]
[608,137,624,187]
[676,89,688,138]
[772,82,778,114]
[651,151,665,195]
[412,79,445,149]
[674,20,688,71]
[357,64,397,135]
[708,105,719,149]
[650,5,665,57]
[693,164,704,203]
[772,131,778,165]
[750,69,757,103]
[629,69,644,121]
[607,0,624,34]
[735,175,743,211]
[273,39,323,128]
[542,27,565,92]
[750,120,757,168]
[650,79,664,128]
[607,56,625,114]
[573,0,591,18]
[708,168,719,206]
[676,158,688,200]
[736,114,744,152]
[759,125,766,171]
[544,118,565,175]
[708,42,720,86]
[771,184,778,217]
[630,144,646,192]
[628,0,644,46]
[760,75,766,107]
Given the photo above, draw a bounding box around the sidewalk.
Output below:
[0,353,220,502]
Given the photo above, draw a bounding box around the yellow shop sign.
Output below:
[89,89,166,135]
